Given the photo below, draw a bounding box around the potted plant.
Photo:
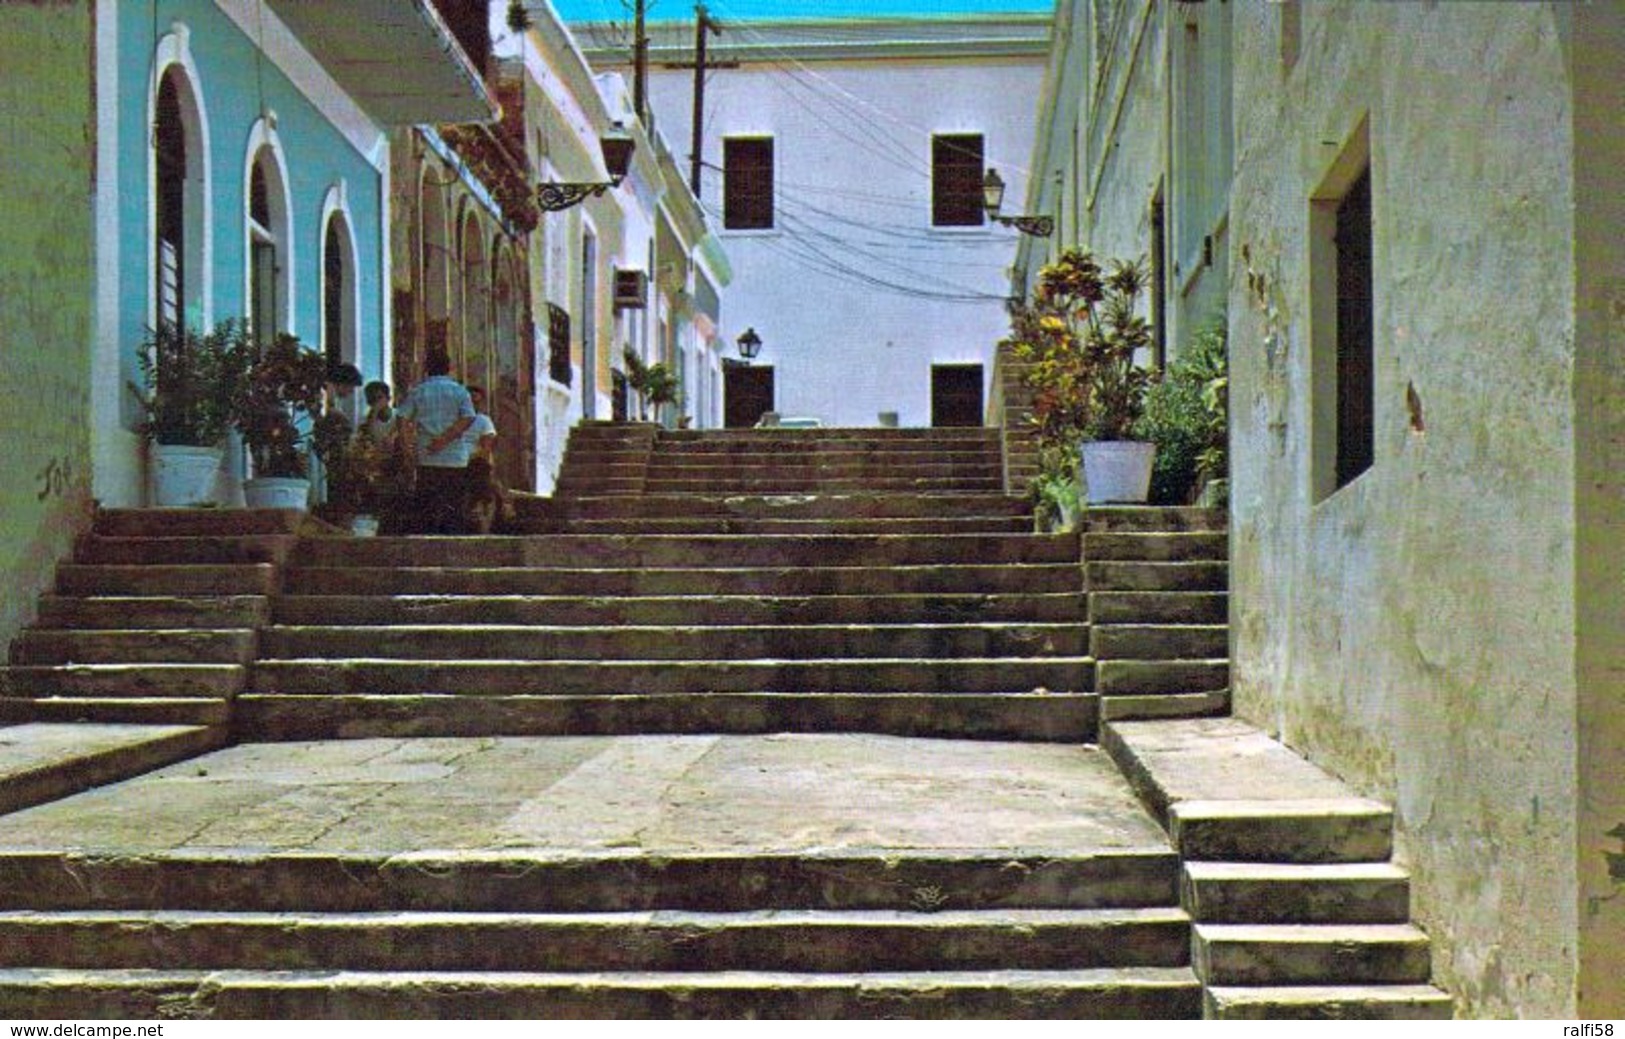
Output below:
[1135,316,1228,504]
[623,348,681,425]
[131,319,252,506]
[1009,249,1155,505]
[312,411,389,533]
[235,332,328,509]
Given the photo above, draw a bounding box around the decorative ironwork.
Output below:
[992,213,1054,238]
[537,181,615,212]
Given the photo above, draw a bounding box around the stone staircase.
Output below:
[0,425,1453,1018]
[1085,508,1231,722]
[239,426,1096,743]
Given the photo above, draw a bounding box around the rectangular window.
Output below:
[932,133,985,227]
[723,137,774,230]
[1334,167,1374,488]
[1309,120,1372,500]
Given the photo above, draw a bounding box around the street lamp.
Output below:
[536,126,637,212]
[736,327,762,361]
[982,168,1053,238]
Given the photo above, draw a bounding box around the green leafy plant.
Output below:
[235,333,328,479]
[130,320,252,446]
[313,414,388,514]
[1005,248,1153,490]
[1134,316,1228,503]
[623,348,681,421]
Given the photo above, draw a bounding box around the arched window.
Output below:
[322,210,357,369]
[246,135,291,342]
[152,62,207,328]
[459,209,490,388]
[418,167,449,338]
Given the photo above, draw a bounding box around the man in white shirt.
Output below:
[396,350,475,534]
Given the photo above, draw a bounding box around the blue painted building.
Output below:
[0,0,494,649]
[96,0,495,506]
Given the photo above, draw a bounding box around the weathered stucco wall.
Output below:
[0,3,97,651]
[1567,4,1625,1018]
[1228,2,1586,1016]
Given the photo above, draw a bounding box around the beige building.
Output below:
[1027,0,1624,1018]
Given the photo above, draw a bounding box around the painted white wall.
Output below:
[641,54,1042,428]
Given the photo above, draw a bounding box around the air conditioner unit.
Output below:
[613,269,648,311]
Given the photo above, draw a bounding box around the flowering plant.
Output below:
[1008,249,1153,450]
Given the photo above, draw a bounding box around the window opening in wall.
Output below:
[931,133,985,228]
[322,214,357,395]
[581,230,598,416]
[931,364,984,427]
[723,137,774,230]
[1334,167,1374,488]
[247,152,283,343]
[547,303,572,386]
[1150,186,1168,370]
[1309,119,1373,500]
[154,72,188,329]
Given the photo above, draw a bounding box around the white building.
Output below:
[569,9,1051,428]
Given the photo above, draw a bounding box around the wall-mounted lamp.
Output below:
[982,168,1054,238]
[537,127,637,212]
[736,327,762,361]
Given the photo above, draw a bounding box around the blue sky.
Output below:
[549,0,1052,22]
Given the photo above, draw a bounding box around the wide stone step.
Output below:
[518,493,1031,521]
[235,691,1099,742]
[641,477,1005,493]
[0,906,1189,972]
[271,592,1085,627]
[55,565,277,597]
[0,846,1173,913]
[637,461,994,481]
[0,664,246,700]
[1090,591,1228,625]
[1170,801,1394,864]
[1182,862,1411,924]
[249,657,1096,696]
[549,516,1035,535]
[661,428,998,444]
[92,509,306,538]
[1084,532,1228,562]
[259,624,1086,662]
[1091,625,1228,660]
[0,698,231,727]
[0,966,1201,1019]
[74,536,297,566]
[1102,719,1395,861]
[10,630,257,666]
[0,723,226,816]
[643,447,1000,463]
[35,596,270,630]
[1203,984,1453,1019]
[290,534,1078,569]
[1098,691,1231,723]
[1083,507,1228,534]
[280,564,1083,597]
[1087,562,1228,593]
[1192,924,1432,985]
[1096,660,1230,696]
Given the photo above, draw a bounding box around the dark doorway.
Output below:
[931,364,984,427]
[724,364,774,428]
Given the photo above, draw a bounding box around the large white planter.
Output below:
[151,444,223,507]
[1080,440,1155,504]
[243,477,310,511]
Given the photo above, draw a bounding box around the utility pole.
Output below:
[632,0,648,121]
[689,5,722,195]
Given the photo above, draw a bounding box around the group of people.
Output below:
[340,349,510,535]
